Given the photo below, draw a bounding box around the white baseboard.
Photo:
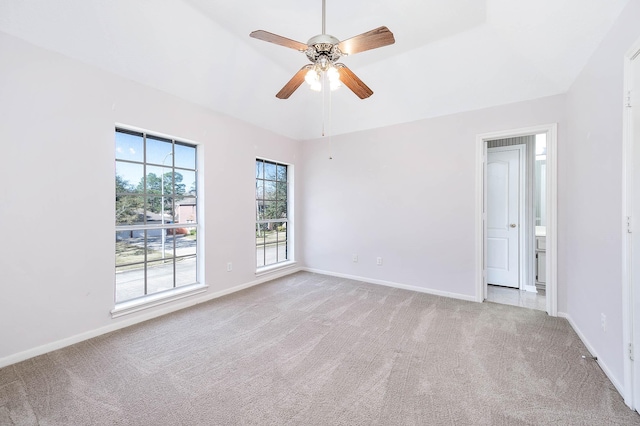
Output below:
[302,267,478,303]
[0,266,302,369]
[558,311,624,397]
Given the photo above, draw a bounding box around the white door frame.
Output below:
[475,124,558,316]
[487,144,527,290]
[621,36,640,410]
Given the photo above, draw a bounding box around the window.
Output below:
[115,128,199,304]
[256,159,289,268]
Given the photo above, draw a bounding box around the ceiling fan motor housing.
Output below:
[306,34,342,66]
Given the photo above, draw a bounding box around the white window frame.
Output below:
[255,158,295,273]
[113,127,205,316]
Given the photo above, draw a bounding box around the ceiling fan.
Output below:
[249,0,395,99]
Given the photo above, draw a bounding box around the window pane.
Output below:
[264,181,277,200]
[256,161,263,179]
[162,229,177,260]
[164,197,176,222]
[276,222,287,242]
[146,196,170,222]
[145,166,171,195]
[257,246,265,268]
[115,131,143,162]
[265,162,277,180]
[145,228,165,262]
[147,259,174,295]
[174,170,193,199]
[277,164,287,182]
[264,223,277,245]
[115,162,144,194]
[116,265,145,303]
[176,199,197,223]
[262,201,276,219]
[116,195,144,225]
[143,195,174,222]
[256,201,264,221]
[256,223,267,245]
[264,242,278,266]
[277,241,288,262]
[174,143,196,169]
[176,255,197,287]
[275,201,287,219]
[255,180,264,200]
[116,231,145,266]
[276,182,287,201]
[146,137,173,166]
[177,169,196,196]
[175,227,197,257]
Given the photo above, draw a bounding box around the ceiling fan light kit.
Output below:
[250,0,395,99]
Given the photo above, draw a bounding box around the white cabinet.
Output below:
[536,236,546,291]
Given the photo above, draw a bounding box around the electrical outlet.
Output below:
[227,262,233,272]
[352,254,358,263]
[376,257,383,266]
[601,313,606,332]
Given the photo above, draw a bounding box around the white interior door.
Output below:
[487,147,521,288]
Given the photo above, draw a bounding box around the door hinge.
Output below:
[628,216,633,234]
[626,90,633,108]
[630,343,634,361]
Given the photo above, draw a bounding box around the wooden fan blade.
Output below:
[276,65,313,99]
[337,26,395,56]
[250,30,308,51]
[336,64,373,99]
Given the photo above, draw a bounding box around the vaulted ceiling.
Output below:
[0,0,630,140]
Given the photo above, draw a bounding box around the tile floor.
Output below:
[486,285,546,311]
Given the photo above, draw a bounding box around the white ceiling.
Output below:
[0,0,630,140]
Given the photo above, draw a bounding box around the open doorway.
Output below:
[475,124,557,316]
[485,136,546,310]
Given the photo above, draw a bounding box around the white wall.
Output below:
[0,32,301,364]
[299,95,566,300]
[561,0,640,393]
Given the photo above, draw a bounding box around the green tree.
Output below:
[115,174,143,225]
[264,181,287,220]
[136,172,186,214]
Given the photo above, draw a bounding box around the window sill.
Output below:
[256,261,298,277]
[111,283,208,319]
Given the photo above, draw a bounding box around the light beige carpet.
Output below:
[1,272,638,425]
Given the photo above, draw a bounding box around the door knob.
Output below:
[510,224,517,228]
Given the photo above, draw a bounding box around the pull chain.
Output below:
[321,71,326,137]
[328,80,333,160]
[319,67,333,160]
